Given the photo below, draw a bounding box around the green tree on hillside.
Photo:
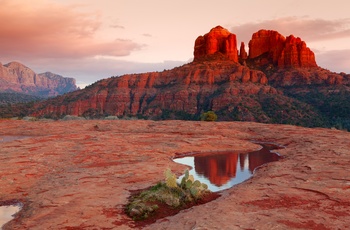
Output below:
[200,111,218,121]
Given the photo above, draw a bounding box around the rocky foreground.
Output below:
[0,119,349,229]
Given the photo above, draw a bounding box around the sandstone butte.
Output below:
[194,26,239,62]
[248,30,317,68]
[28,26,349,120]
[0,119,350,229]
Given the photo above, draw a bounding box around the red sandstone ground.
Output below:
[0,119,349,229]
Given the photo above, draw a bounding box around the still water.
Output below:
[1,135,27,228]
[0,204,21,229]
[173,144,281,192]
[0,136,30,143]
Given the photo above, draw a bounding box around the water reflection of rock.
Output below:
[247,147,280,173]
[194,147,280,186]
[195,152,238,186]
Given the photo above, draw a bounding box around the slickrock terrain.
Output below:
[0,61,77,98]
[0,119,349,229]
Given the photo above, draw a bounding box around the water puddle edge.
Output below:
[0,201,23,229]
[0,136,31,143]
[173,142,282,192]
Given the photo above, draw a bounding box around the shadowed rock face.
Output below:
[239,42,248,61]
[0,61,77,97]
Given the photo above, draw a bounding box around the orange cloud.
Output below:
[0,0,142,59]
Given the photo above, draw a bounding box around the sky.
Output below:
[1,0,350,88]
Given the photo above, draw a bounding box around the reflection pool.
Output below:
[173,144,281,192]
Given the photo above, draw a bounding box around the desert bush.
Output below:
[126,169,210,220]
[200,111,218,121]
[104,116,119,120]
[22,116,38,121]
[62,115,86,121]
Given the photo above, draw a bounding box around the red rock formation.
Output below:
[277,35,317,68]
[239,42,248,60]
[194,26,238,62]
[269,67,344,86]
[26,26,347,121]
[248,30,286,63]
[248,30,317,68]
[31,61,271,118]
[194,153,238,186]
[0,61,77,97]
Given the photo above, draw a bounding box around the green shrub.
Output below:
[200,111,218,121]
[126,169,210,220]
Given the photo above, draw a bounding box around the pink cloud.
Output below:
[231,17,350,43]
[110,24,125,29]
[0,0,142,59]
[316,49,350,73]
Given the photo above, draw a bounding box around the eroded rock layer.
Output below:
[31,61,272,119]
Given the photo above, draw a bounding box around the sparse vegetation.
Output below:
[104,116,119,120]
[200,111,218,121]
[0,92,42,105]
[22,116,38,121]
[126,169,210,221]
[61,115,86,121]
[283,85,350,131]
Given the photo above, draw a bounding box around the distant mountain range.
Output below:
[2,26,350,130]
[0,61,77,102]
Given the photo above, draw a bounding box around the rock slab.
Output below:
[0,120,349,229]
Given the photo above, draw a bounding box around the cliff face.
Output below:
[32,61,273,119]
[37,72,78,95]
[248,30,286,64]
[248,30,317,68]
[194,26,238,62]
[277,35,317,68]
[0,62,77,97]
[27,26,350,129]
